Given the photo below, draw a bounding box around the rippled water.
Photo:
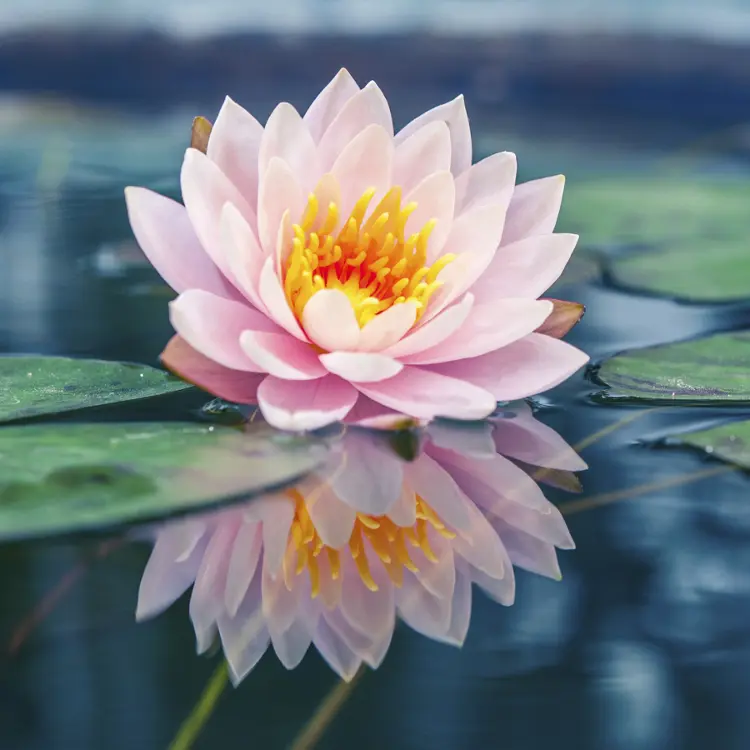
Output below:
[1,55,750,750]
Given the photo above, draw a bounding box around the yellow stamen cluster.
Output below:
[283,186,455,328]
[282,488,456,598]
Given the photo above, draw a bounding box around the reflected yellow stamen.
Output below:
[283,488,454,598]
[282,185,454,332]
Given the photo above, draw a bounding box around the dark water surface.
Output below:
[1,54,750,750]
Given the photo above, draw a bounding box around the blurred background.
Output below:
[1,1,750,749]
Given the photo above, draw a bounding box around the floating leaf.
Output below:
[672,420,750,470]
[0,421,327,541]
[561,177,750,301]
[595,332,750,404]
[0,356,192,423]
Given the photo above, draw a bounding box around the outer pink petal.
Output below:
[383,293,474,359]
[169,289,273,371]
[340,551,395,641]
[502,175,565,246]
[124,187,237,299]
[258,256,308,341]
[472,233,580,302]
[451,500,510,581]
[269,617,312,670]
[357,301,418,352]
[258,102,320,193]
[221,202,267,312]
[492,403,588,471]
[426,420,496,458]
[492,517,563,579]
[410,528,456,601]
[469,564,516,606]
[454,151,517,214]
[243,494,296,577]
[356,366,496,421]
[317,81,394,170]
[324,607,393,669]
[180,148,255,283]
[240,330,327,381]
[207,96,264,218]
[257,156,305,255]
[261,562,299,632]
[395,94,472,177]
[301,289,360,351]
[395,571,452,639]
[404,170,455,260]
[257,375,359,430]
[314,616,362,681]
[224,520,263,617]
[330,124,394,223]
[444,564,472,646]
[161,335,266,404]
[427,333,589,401]
[393,120,452,194]
[403,298,553,365]
[304,68,360,143]
[319,351,403,383]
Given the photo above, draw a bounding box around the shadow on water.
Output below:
[1,36,750,750]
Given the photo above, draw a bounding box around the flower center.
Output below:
[283,186,455,328]
[282,489,456,597]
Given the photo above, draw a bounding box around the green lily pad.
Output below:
[595,331,750,404]
[0,421,327,541]
[0,356,192,423]
[672,420,750,470]
[560,177,750,302]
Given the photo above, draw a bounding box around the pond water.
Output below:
[1,45,750,750]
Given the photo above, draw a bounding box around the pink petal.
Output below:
[308,173,342,233]
[387,483,417,527]
[426,420,496,458]
[221,202,267,312]
[314,617,362,681]
[224,520,263,617]
[403,298,553,365]
[393,120,452,194]
[403,452,471,532]
[300,477,357,549]
[207,96,264,218]
[431,446,553,513]
[343,396,407,428]
[357,365,496,422]
[404,170,455,260]
[169,289,273,371]
[444,565,472,646]
[486,494,575,550]
[261,562,299,633]
[124,187,237,298]
[257,375,359,430]
[330,124,394,223]
[240,330,327,381]
[257,156,305,255]
[410,528,456,601]
[219,595,270,684]
[492,518,563,579]
[472,233,580,302]
[492,403,588,471]
[258,256,308,341]
[536,299,585,339]
[326,430,404,515]
[469,564,516,606]
[320,351,402,383]
[244,494,296,577]
[136,522,208,621]
[339,551,395,641]
[357,302,418,352]
[383,293,474,359]
[301,289,360,351]
[316,551,342,610]
[395,571,452,639]
[451,500,510,581]
[304,68,360,143]
[324,607,393,669]
[161,335,265,404]
[454,151,517,214]
[269,616,312,670]
[427,333,589,401]
[258,102,320,193]
[317,81,394,170]
[180,148,255,283]
[395,94,472,177]
[502,175,565,246]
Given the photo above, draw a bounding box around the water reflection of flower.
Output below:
[136,402,585,684]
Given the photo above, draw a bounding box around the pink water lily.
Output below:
[125,69,588,430]
[136,403,585,684]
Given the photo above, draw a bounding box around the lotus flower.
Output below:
[136,403,585,684]
[125,69,588,431]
